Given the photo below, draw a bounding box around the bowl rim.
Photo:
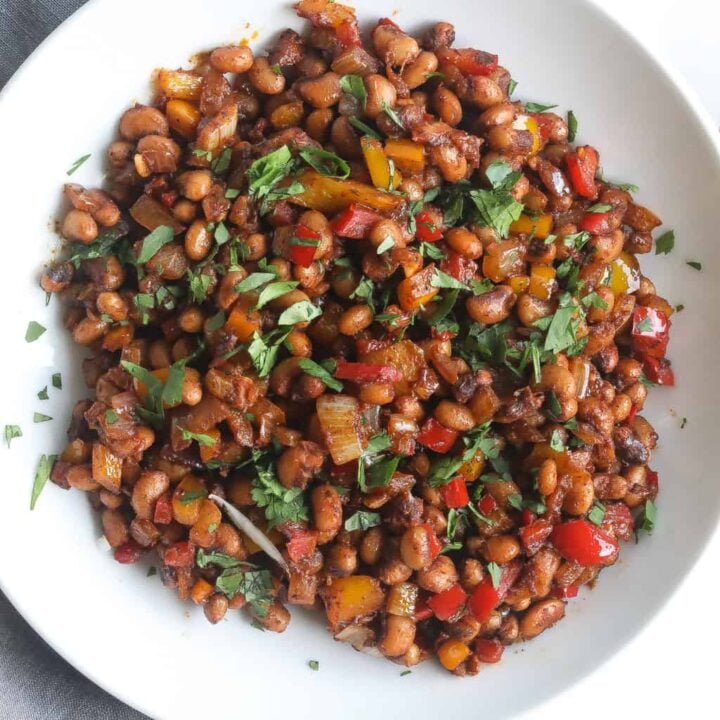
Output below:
[1,0,719,718]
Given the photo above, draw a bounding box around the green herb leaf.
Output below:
[340,74,367,108]
[348,116,382,141]
[51,373,62,389]
[588,501,606,526]
[299,147,350,179]
[366,454,402,489]
[250,450,308,527]
[376,235,395,254]
[217,567,273,618]
[653,229,675,255]
[37,386,49,401]
[381,101,405,130]
[66,153,91,176]
[196,548,243,569]
[587,203,612,213]
[25,321,46,343]
[431,268,470,291]
[418,242,446,261]
[146,566,157,577]
[278,300,321,326]
[507,78,518,97]
[469,161,524,238]
[256,281,299,309]
[308,660,320,671]
[562,231,591,250]
[180,427,216,447]
[365,432,392,455]
[234,272,276,294]
[105,409,119,425]
[33,413,52,423]
[225,188,241,199]
[680,417,687,429]
[31,454,56,510]
[582,291,609,310]
[635,316,653,334]
[297,358,343,392]
[137,225,175,264]
[247,145,295,199]
[4,425,22,448]
[247,329,291,377]
[549,429,565,452]
[349,276,375,310]
[344,510,381,532]
[525,102,557,113]
[636,499,657,536]
[487,561,502,589]
[686,260,702,271]
[187,270,212,303]
[214,221,230,245]
[211,147,232,175]
[567,110,578,143]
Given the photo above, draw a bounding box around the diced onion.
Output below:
[209,494,288,572]
[316,395,364,465]
[334,624,383,657]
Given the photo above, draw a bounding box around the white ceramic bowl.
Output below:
[1,1,719,718]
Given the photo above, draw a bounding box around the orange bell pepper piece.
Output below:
[384,138,425,174]
[361,137,402,190]
[396,264,439,312]
[225,294,262,343]
[166,99,201,139]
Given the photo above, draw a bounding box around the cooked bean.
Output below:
[248,57,285,95]
[416,555,458,593]
[379,615,416,657]
[520,599,565,639]
[102,509,129,548]
[210,45,254,74]
[298,72,342,109]
[61,209,98,244]
[466,286,516,325]
[119,105,168,140]
[364,74,397,119]
[177,170,213,201]
[434,400,475,431]
[131,471,169,520]
[400,526,435,570]
[483,535,521,564]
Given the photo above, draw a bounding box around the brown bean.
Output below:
[338,304,374,336]
[210,45,254,74]
[378,557,413,585]
[62,209,98,244]
[465,76,504,108]
[360,527,384,565]
[298,72,342,109]
[402,51,438,89]
[119,105,169,140]
[400,525,435,570]
[325,544,358,577]
[131,471,170,520]
[445,227,482,259]
[177,170,213,201]
[432,85,462,126]
[483,535,521,565]
[520,599,565,639]
[359,382,395,405]
[136,135,181,174]
[311,485,342,540]
[478,102,516,127]
[372,24,420,67]
[466,286,516,325]
[96,292,128,322]
[537,459,558,496]
[434,400,475,431]
[364,74,397,119]
[380,615,416,657]
[248,57,285,95]
[102,509,129,548]
[428,143,467,183]
[204,593,229,624]
[416,555,458,593]
[562,471,595,515]
[184,220,213,261]
[73,315,108,345]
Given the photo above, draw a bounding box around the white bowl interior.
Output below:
[1,0,719,718]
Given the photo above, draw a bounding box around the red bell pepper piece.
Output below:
[421,523,442,561]
[163,541,196,568]
[474,638,504,663]
[113,542,143,564]
[286,529,318,563]
[600,503,635,542]
[550,519,619,566]
[631,306,670,358]
[153,493,173,525]
[160,190,179,208]
[334,360,403,384]
[437,47,498,76]
[417,417,458,453]
[440,251,477,285]
[468,561,521,622]
[552,585,578,599]
[520,509,535,527]
[330,460,358,478]
[289,223,320,268]
[579,210,610,234]
[627,404,638,424]
[414,210,443,241]
[477,494,497,516]
[441,477,469,508]
[377,17,401,29]
[646,468,659,490]
[414,596,434,622]
[331,203,381,239]
[519,519,553,555]
[640,354,675,386]
[565,145,599,199]
[335,20,361,48]
[427,583,468,620]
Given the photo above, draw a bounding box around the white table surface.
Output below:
[530,1,720,717]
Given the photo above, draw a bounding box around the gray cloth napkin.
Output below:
[0,3,147,717]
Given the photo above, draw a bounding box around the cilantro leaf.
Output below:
[299,147,350,179]
[278,301,321,325]
[4,425,22,448]
[525,102,558,113]
[469,161,524,237]
[250,450,308,528]
[686,261,702,271]
[297,358,343,392]
[654,230,675,255]
[567,110,578,143]
[256,281,299,309]
[487,561,502,588]
[25,321,46,343]
[52,373,62,389]
[587,502,606,526]
[381,102,405,130]
[339,74,367,109]
[179,427,216,447]
[66,153,91,176]
[137,225,175,264]
[31,454,56,510]
[348,116,382,141]
[344,510,381,532]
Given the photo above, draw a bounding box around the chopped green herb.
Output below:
[344,510,381,532]
[278,300,321,326]
[137,225,174,264]
[308,660,320,671]
[25,321,46,343]
[376,235,395,254]
[37,386,49,401]
[349,276,375,311]
[214,221,230,245]
[4,425,22,448]
[297,358,343,391]
[211,148,232,175]
[588,501,606,526]
[487,561,502,589]
[105,409,119,425]
[196,548,244,569]
[348,116,382,141]
[299,147,351,179]
[381,101,405,130]
[616,182,639,193]
[31,454,56,510]
[206,310,226,333]
[400,670,412,677]
[146,566,157,577]
[562,231,590,250]
[635,316,653,333]
[686,260,702,271]
[234,272,276,294]
[431,268,470,292]
[247,329,291,377]
[469,161,524,237]
[187,269,212,303]
[225,188,241,199]
[250,449,308,527]
[180,427,216,447]
[471,279,494,295]
[680,417,687,429]
[524,101,558,113]
[675,304,685,313]
[418,242,446,260]
[567,110,578,143]
[507,78,518,97]
[33,413,52,423]
[587,203,612,213]
[339,74,367,109]
[655,230,675,255]
[636,499,657,536]
[66,153,91,176]
[178,489,208,505]
[217,567,273,617]
[256,281,299,309]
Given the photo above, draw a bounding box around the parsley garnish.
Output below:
[588,501,606,526]
[308,660,320,671]
[339,74,367,109]
[33,413,52,423]
[52,373,62,389]
[567,110,578,143]
[299,147,350,179]
[418,242,446,260]
[297,358,343,391]
[686,260,702,271]
[636,499,657,537]
[31,454,56,510]
[469,161,524,237]
[507,78,518,97]
[431,268,470,292]
[37,386,49,401]
[235,272,276,293]
[246,145,304,213]
[350,276,375,311]
[381,101,405,130]
[348,116,382,141]
[376,236,395,254]
[25,321,46,343]
[250,449,308,527]
[525,102,558,113]
[66,153,91,176]
[211,147,232,175]
[4,425,22,448]
[179,427,216,447]
[680,417,687,429]
[256,281,299,309]
[635,316,653,334]
[655,230,675,255]
[344,510,381,532]
[549,429,565,452]
[217,566,274,617]
[105,409,119,425]
[278,301,321,325]
[487,561,502,588]
[137,225,174,264]
[247,328,292,377]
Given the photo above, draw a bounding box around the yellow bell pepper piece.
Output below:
[361,137,402,190]
[605,251,641,295]
[438,639,471,671]
[384,138,425,174]
[513,114,542,154]
[508,275,530,294]
[323,576,385,627]
[510,212,553,239]
[529,264,557,301]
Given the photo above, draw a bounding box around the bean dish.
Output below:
[40,0,673,675]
